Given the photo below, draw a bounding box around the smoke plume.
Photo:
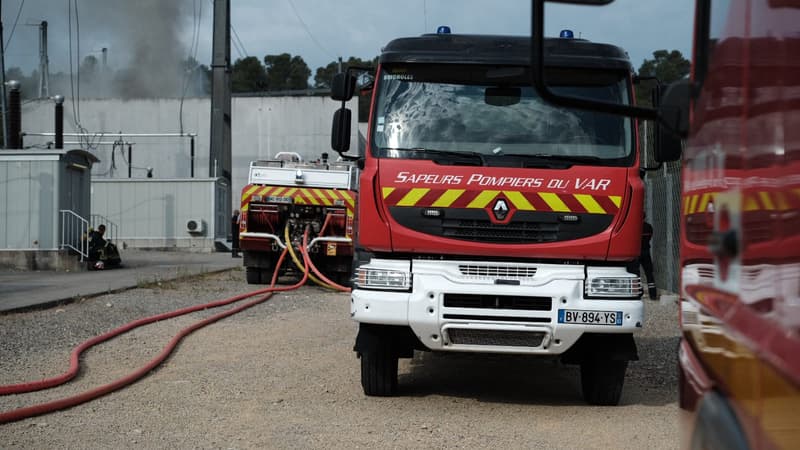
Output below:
[70,0,198,98]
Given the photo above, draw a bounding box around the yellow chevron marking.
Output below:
[758,192,775,210]
[432,189,465,207]
[775,192,791,211]
[574,194,605,214]
[382,187,395,198]
[299,189,319,205]
[743,195,759,212]
[467,190,500,208]
[241,204,249,212]
[259,186,271,197]
[337,190,355,208]
[327,189,340,201]
[398,188,430,207]
[272,187,286,197]
[539,192,570,212]
[688,195,700,214]
[697,193,712,213]
[312,189,333,206]
[683,196,691,214]
[505,191,534,211]
[610,196,621,208]
[242,185,259,201]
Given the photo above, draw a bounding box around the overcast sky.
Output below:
[2,0,693,80]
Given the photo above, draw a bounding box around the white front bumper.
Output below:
[351,259,643,355]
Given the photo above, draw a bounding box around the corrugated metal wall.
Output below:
[20,95,359,209]
[91,178,219,250]
[0,156,60,249]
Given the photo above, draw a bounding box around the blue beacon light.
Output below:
[437,26,452,34]
[560,29,574,38]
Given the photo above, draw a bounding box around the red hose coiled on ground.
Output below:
[0,235,301,424]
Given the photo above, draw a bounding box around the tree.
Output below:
[263,53,311,91]
[313,56,378,89]
[314,56,379,122]
[232,56,267,93]
[636,50,691,106]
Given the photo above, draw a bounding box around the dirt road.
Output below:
[0,270,680,449]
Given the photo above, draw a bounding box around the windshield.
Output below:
[371,64,634,166]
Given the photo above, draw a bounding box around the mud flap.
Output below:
[354,323,422,358]
[561,333,639,364]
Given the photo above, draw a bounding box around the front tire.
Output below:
[580,359,627,406]
[360,345,398,396]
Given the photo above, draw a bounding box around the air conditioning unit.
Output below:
[186,218,206,235]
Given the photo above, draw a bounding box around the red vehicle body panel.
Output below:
[679,0,800,448]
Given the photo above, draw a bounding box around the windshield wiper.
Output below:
[386,147,487,166]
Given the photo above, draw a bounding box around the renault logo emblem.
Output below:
[493,198,509,221]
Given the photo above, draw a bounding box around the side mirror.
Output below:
[531,0,658,120]
[331,73,357,101]
[331,108,352,152]
[653,79,690,163]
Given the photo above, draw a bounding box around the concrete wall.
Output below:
[0,250,86,272]
[91,178,222,250]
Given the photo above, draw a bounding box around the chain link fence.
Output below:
[641,121,682,293]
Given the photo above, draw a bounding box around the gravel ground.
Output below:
[0,269,681,449]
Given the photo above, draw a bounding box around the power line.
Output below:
[4,0,26,51]
[285,0,335,60]
[68,0,77,122]
[205,0,247,59]
[231,23,247,58]
[74,0,81,126]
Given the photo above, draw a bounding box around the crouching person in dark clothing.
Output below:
[88,224,122,269]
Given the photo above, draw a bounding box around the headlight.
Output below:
[585,277,642,299]
[355,267,411,291]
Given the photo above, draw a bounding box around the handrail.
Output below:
[59,210,89,261]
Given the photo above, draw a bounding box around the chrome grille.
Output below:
[458,265,537,278]
[446,329,545,347]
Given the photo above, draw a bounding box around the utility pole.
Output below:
[209,0,232,243]
[209,0,231,181]
[38,21,50,98]
[0,2,9,148]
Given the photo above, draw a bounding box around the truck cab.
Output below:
[332,29,645,405]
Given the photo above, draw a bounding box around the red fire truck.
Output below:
[530,0,800,447]
[238,154,357,286]
[330,27,646,405]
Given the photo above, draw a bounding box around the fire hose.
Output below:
[285,213,352,293]
[0,224,342,424]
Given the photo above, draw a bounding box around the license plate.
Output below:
[558,309,622,326]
